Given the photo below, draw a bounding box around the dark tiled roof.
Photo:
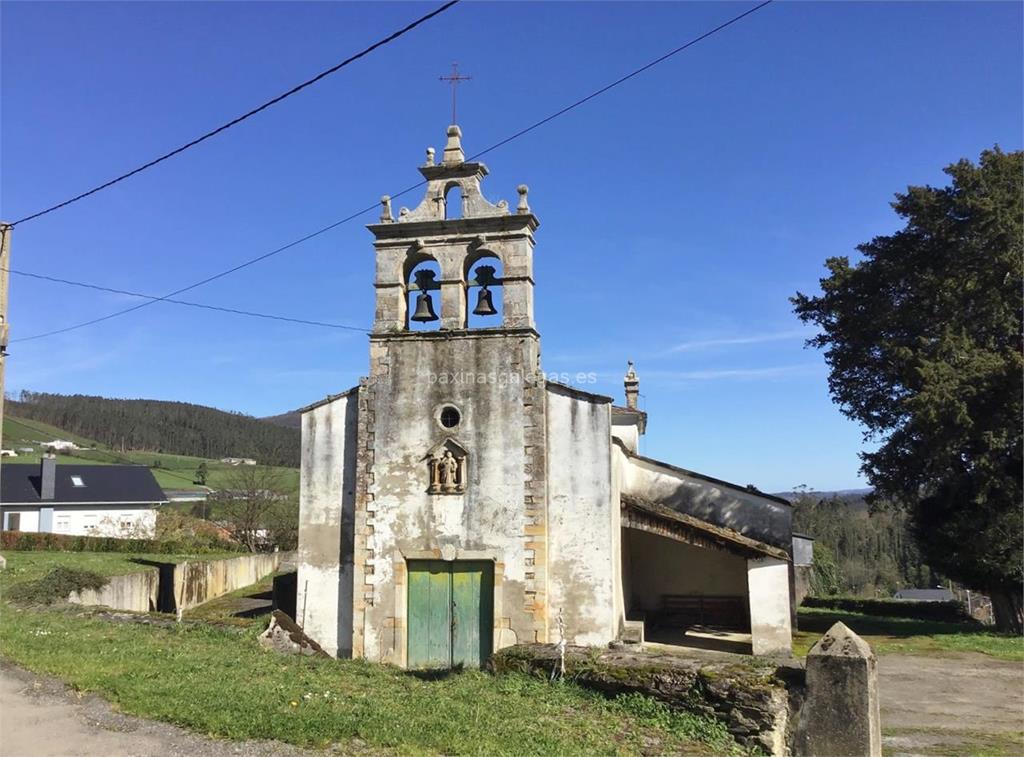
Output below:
[892,589,956,602]
[0,464,167,505]
[621,494,790,561]
[612,438,792,507]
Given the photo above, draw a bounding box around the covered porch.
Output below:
[620,495,792,657]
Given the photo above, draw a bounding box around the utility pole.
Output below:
[0,222,11,493]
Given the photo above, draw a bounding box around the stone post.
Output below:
[794,622,882,757]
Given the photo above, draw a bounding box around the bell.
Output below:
[473,286,497,316]
[411,292,438,322]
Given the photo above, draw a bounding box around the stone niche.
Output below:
[425,438,468,495]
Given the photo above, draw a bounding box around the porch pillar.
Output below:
[746,556,792,656]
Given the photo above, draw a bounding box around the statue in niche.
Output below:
[440,451,458,491]
[427,442,466,494]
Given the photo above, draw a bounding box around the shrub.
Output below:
[802,596,975,623]
[0,529,242,555]
[6,566,108,604]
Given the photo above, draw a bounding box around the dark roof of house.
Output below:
[0,464,167,506]
[892,588,956,602]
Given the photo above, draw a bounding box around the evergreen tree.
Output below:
[793,148,1023,631]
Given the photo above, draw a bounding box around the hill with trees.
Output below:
[787,489,937,598]
[10,391,299,467]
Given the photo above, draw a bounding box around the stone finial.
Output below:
[442,125,465,165]
[517,184,530,214]
[425,147,435,167]
[379,195,393,223]
[811,621,874,658]
[624,361,640,409]
[793,622,882,757]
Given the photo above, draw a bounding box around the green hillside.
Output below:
[9,391,299,467]
[2,414,298,494]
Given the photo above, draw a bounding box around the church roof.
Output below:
[613,438,791,507]
[297,386,358,415]
[545,381,613,404]
[621,493,789,561]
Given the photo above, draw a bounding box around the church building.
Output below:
[296,124,794,667]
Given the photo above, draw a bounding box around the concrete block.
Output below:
[794,622,882,757]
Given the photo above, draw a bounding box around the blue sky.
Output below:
[2,1,1021,492]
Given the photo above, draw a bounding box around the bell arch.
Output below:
[464,249,503,329]
[405,255,441,331]
[443,181,465,220]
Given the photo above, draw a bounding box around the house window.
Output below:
[70,475,85,487]
[5,513,20,532]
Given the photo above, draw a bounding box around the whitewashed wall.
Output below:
[2,506,154,537]
[545,385,617,646]
[297,390,357,658]
[747,557,793,656]
[2,509,40,532]
[51,506,156,537]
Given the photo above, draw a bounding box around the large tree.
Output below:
[792,147,1023,632]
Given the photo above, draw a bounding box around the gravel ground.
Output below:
[878,652,1024,756]
[0,661,323,757]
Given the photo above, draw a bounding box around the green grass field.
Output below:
[2,415,299,493]
[794,607,1023,661]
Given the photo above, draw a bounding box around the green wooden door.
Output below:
[407,560,493,669]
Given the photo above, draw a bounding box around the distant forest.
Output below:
[791,491,938,597]
[12,391,300,467]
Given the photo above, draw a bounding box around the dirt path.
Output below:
[878,653,1024,756]
[0,663,321,757]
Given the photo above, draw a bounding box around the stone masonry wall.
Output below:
[491,644,805,757]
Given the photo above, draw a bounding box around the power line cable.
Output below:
[6,268,370,335]
[11,0,773,343]
[8,0,461,227]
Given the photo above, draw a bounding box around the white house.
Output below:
[41,439,79,452]
[0,456,166,538]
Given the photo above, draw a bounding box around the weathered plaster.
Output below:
[545,383,617,646]
[747,557,793,656]
[297,389,358,657]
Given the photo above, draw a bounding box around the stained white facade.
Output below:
[297,124,795,665]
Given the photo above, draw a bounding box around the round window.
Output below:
[439,405,461,429]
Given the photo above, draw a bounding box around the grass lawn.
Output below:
[794,607,1023,661]
[0,600,744,755]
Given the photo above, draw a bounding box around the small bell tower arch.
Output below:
[368,125,538,334]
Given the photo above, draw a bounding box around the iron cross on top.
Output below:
[439,62,471,124]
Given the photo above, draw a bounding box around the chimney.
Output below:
[624,361,640,410]
[40,453,56,500]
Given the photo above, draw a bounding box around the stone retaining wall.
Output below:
[174,552,288,611]
[67,552,291,614]
[491,644,806,756]
[68,568,160,613]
